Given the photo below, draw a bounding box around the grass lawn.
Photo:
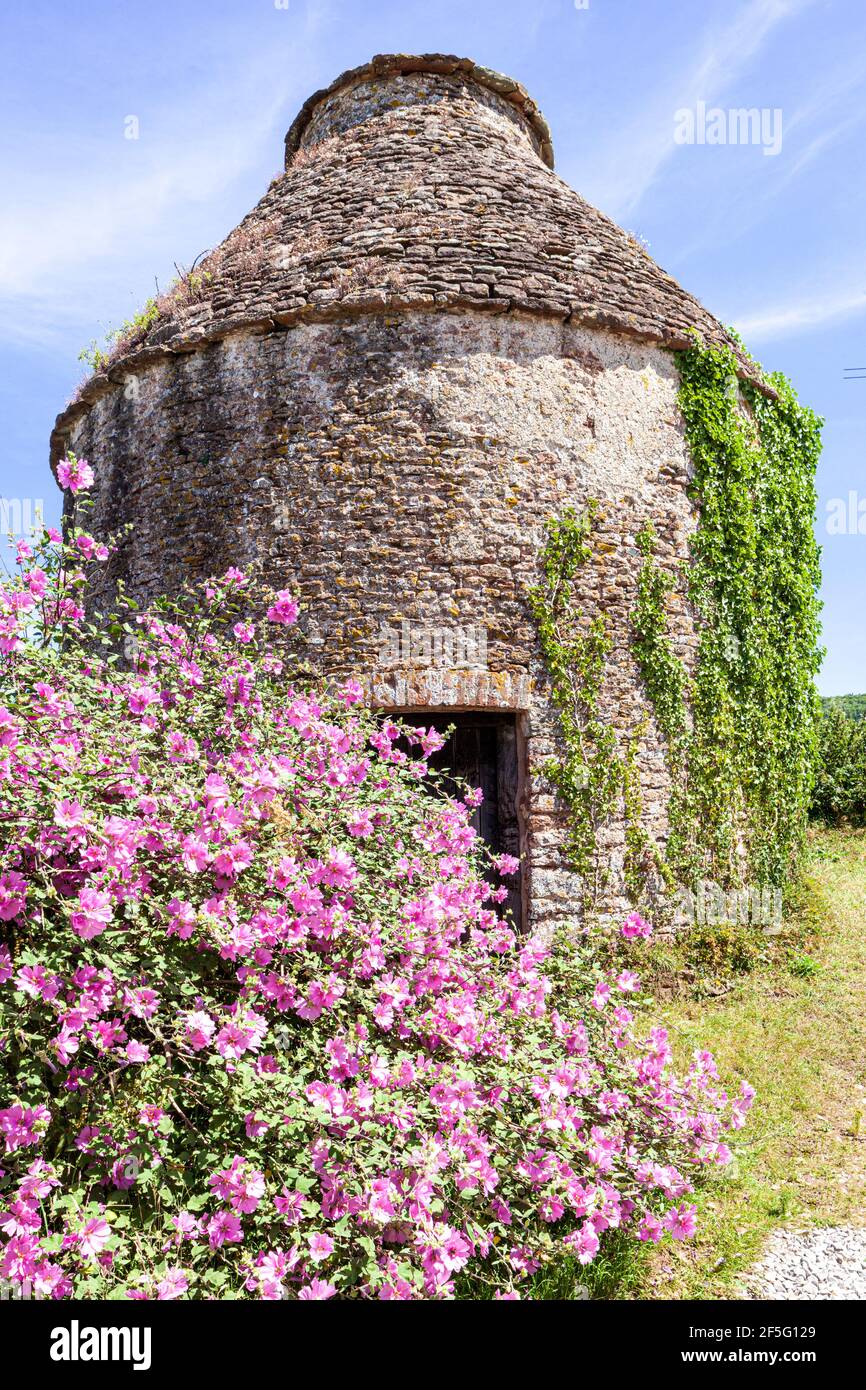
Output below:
[632,825,866,1299]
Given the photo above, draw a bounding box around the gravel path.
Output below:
[740,1227,866,1300]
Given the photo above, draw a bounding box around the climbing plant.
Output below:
[632,335,823,891]
[527,502,622,907]
[621,718,669,902]
[632,521,688,760]
[530,336,822,916]
[677,337,822,887]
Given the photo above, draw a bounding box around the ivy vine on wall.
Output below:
[529,333,823,917]
[527,501,622,909]
[673,335,823,889]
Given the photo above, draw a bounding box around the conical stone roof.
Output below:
[52,52,759,463]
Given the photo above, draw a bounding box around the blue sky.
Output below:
[1,0,863,693]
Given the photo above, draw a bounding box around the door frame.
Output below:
[385,706,530,932]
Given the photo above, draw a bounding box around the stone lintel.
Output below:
[365,669,532,712]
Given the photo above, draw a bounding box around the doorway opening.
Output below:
[395,710,525,931]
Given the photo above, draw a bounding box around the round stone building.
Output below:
[50,53,769,933]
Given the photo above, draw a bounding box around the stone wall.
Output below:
[63,310,699,929]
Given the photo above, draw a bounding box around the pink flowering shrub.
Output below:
[0,460,754,1300]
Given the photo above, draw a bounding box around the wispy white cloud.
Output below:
[659,35,866,270]
[786,116,855,181]
[770,48,866,187]
[733,282,866,340]
[578,0,819,217]
[0,44,308,325]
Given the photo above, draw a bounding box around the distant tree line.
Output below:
[812,695,866,823]
[821,693,866,723]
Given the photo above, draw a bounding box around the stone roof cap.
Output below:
[284,53,556,169]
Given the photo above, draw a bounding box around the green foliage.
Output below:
[76,341,111,374]
[642,337,823,890]
[787,951,821,978]
[527,503,623,905]
[822,693,866,723]
[631,522,688,759]
[532,338,823,915]
[622,724,650,901]
[811,703,866,823]
[78,297,162,373]
[684,921,763,976]
[528,509,668,911]
[77,266,217,376]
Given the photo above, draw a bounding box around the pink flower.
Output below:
[58,597,84,623]
[128,685,159,714]
[183,1011,215,1051]
[18,1159,59,1200]
[494,853,520,876]
[56,455,94,493]
[0,1199,41,1237]
[565,1220,600,1265]
[275,1189,305,1224]
[172,1212,201,1242]
[266,590,299,626]
[206,1211,243,1248]
[0,1104,50,1153]
[731,1081,756,1129]
[212,839,253,881]
[203,773,231,808]
[320,848,357,888]
[297,977,345,1022]
[26,567,48,597]
[638,1213,663,1243]
[337,679,364,706]
[70,887,113,941]
[215,1013,265,1060]
[591,981,610,1010]
[662,1203,698,1240]
[0,706,19,749]
[621,911,652,940]
[0,871,26,921]
[308,1232,334,1263]
[167,732,199,762]
[78,1217,111,1259]
[208,1157,265,1214]
[0,555,755,1302]
[54,799,87,830]
[181,834,210,873]
[156,1267,189,1299]
[110,1157,138,1190]
[346,808,374,838]
[298,1278,336,1300]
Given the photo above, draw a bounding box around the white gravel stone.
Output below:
[740,1228,866,1300]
